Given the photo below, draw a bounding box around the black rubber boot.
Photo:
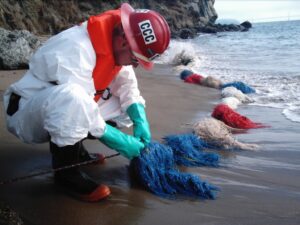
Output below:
[50,141,110,202]
[74,141,101,163]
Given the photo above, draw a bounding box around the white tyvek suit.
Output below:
[3,22,145,147]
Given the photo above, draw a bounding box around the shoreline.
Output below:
[1,66,300,225]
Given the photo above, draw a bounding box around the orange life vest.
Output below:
[87,9,122,102]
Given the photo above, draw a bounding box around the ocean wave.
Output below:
[157,21,300,123]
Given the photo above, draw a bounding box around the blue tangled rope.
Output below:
[164,133,219,167]
[221,81,256,94]
[130,142,219,199]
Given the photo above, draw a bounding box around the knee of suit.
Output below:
[44,84,106,146]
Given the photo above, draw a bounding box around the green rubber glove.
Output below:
[99,124,144,160]
[127,103,151,144]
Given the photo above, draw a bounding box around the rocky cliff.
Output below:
[0,0,251,70]
[0,0,218,38]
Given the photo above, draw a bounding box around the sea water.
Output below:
[157,20,300,123]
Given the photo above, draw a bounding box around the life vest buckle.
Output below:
[95,88,112,101]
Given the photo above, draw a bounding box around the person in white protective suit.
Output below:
[3,3,170,202]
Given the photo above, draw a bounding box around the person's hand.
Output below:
[126,103,151,144]
[99,124,144,160]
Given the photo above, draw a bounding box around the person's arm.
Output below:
[99,124,144,159]
[126,103,151,143]
[109,66,145,110]
[110,66,151,143]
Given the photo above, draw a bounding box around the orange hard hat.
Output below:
[121,3,171,70]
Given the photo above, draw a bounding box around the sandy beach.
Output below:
[0,65,299,225]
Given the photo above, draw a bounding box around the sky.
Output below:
[214,0,300,23]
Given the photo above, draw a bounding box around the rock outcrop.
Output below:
[0,28,41,70]
[130,0,218,38]
[0,0,218,37]
[0,0,251,38]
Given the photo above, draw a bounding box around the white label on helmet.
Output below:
[136,9,150,13]
[138,20,157,45]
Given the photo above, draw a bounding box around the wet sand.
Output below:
[0,66,299,225]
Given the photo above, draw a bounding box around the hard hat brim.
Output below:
[120,3,154,70]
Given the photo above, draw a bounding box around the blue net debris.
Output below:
[180,69,193,80]
[221,81,256,94]
[163,133,219,167]
[130,142,219,199]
